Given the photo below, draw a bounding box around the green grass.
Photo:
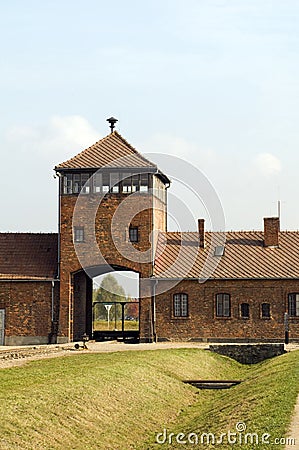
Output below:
[0,349,298,450]
[145,350,299,449]
[93,319,139,331]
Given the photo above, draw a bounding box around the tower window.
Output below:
[110,173,120,193]
[173,293,188,317]
[81,173,90,194]
[63,173,73,194]
[132,174,139,192]
[216,293,231,317]
[140,173,149,192]
[129,227,139,243]
[122,174,133,193]
[74,227,84,243]
[93,172,102,193]
[62,172,151,195]
[63,173,91,194]
[102,173,110,193]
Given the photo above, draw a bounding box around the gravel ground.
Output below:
[0,341,208,369]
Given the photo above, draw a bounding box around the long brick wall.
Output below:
[154,279,299,342]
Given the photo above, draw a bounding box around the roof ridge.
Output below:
[54,130,158,170]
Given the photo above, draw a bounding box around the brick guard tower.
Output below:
[55,124,170,343]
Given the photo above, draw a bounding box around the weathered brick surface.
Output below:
[154,279,299,342]
[0,281,59,344]
[264,217,280,247]
[59,192,158,341]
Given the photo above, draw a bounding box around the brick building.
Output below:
[0,123,299,345]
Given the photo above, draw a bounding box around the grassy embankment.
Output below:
[0,348,298,449]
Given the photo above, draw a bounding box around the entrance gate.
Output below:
[93,301,139,342]
[0,309,5,345]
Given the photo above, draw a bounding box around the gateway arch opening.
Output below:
[72,266,139,342]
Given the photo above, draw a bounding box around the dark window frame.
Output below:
[240,302,250,319]
[62,172,151,196]
[74,226,85,243]
[129,226,139,243]
[288,293,299,317]
[216,293,231,318]
[173,293,188,318]
[261,303,271,319]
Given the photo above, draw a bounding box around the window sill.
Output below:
[171,316,190,320]
[215,316,231,320]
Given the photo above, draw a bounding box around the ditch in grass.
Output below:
[0,348,298,450]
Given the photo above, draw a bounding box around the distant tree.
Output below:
[93,274,126,324]
[94,274,126,302]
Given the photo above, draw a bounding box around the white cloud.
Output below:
[0,116,101,232]
[254,152,282,176]
[6,115,100,163]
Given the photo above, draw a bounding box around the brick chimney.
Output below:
[264,217,280,247]
[198,219,205,248]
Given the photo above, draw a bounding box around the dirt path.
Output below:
[285,397,299,449]
[0,341,298,370]
[0,341,208,369]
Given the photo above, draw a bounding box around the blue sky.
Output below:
[1,0,299,232]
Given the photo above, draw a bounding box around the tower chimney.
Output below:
[198,219,205,248]
[264,217,280,247]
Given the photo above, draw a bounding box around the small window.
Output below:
[102,173,110,193]
[214,246,225,256]
[81,173,90,194]
[216,293,231,317]
[173,293,188,317]
[62,173,91,194]
[140,173,149,192]
[74,227,84,243]
[240,303,249,319]
[132,174,139,192]
[261,303,271,319]
[110,173,120,193]
[93,172,102,193]
[73,174,81,194]
[122,174,132,193]
[129,226,138,243]
[63,173,73,194]
[288,293,299,317]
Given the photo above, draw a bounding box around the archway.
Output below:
[72,265,140,342]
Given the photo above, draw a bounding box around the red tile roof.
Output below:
[154,231,299,279]
[0,233,58,279]
[55,131,157,170]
